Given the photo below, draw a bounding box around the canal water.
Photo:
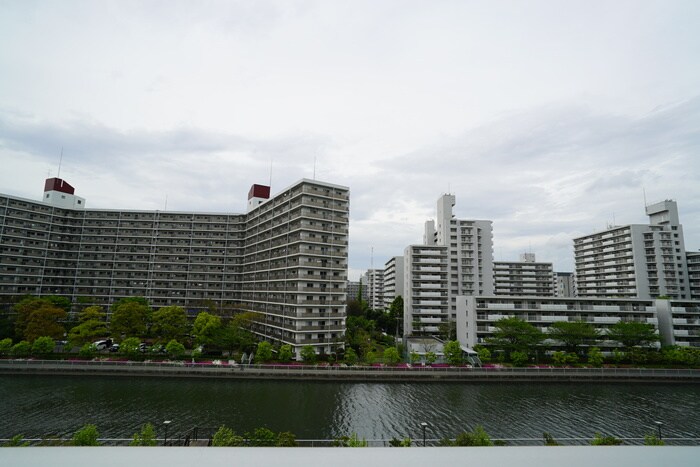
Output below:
[1,375,698,442]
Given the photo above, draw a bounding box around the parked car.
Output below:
[109,344,120,353]
[92,339,112,351]
[139,343,148,352]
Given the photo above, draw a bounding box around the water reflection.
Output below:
[1,376,698,441]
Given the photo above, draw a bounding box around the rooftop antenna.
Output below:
[269,159,273,188]
[643,187,648,207]
[313,155,317,180]
[370,246,374,270]
[164,195,168,211]
[57,147,63,178]
[612,212,616,226]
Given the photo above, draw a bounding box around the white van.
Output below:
[92,339,111,350]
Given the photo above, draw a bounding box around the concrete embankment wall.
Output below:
[1,360,699,383]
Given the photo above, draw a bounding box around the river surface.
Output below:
[1,375,699,442]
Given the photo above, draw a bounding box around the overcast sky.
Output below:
[1,0,699,280]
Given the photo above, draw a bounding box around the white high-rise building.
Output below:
[687,252,700,300]
[555,272,576,297]
[362,268,384,310]
[494,253,556,296]
[383,256,404,308]
[574,200,690,300]
[404,194,494,336]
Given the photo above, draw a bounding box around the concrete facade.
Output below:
[555,272,576,297]
[0,177,349,357]
[574,200,690,300]
[456,295,700,350]
[687,252,700,300]
[403,244,448,336]
[494,253,556,296]
[362,268,385,311]
[382,255,404,309]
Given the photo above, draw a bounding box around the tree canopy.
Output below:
[110,301,151,338]
[487,317,544,354]
[151,306,189,342]
[547,321,599,354]
[605,321,659,349]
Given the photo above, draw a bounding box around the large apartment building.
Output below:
[0,177,349,357]
[574,200,690,300]
[687,252,700,300]
[403,194,494,337]
[493,253,556,296]
[456,295,700,350]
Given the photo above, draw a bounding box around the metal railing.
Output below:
[1,359,699,381]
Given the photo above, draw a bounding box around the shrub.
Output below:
[120,337,141,358]
[591,433,622,446]
[211,426,244,446]
[165,340,185,359]
[425,352,437,364]
[453,426,494,446]
[333,433,368,447]
[543,432,560,446]
[587,347,604,367]
[276,431,298,447]
[383,347,401,365]
[643,434,665,446]
[0,338,13,355]
[300,345,316,363]
[278,344,293,363]
[344,347,358,365]
[79,343,97,358]
[4,434,30,447]
[510,351,528,367]
[389,437,412,447]
[31,336,55,355]
[130,423,157,446]
[476,346,491,363]
[11,341,31,357]
[409,351,420,364]
[72,424,100,446]
[255,341,273,363]
[247,427,277,446]
[553,351,578,365]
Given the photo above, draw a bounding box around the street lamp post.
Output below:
[421,422,428,447]
[163,420,172,446]
[654,421,663,440]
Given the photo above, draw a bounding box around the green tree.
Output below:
[510,350,528,367]
[255,341,273,363]
[278,344,293,362]
[22,302,66,343]
[344,347,358,364]
[547,321,599,354]
[487,317,543,355]
[165,339,185,359]
[31,336,54,355]
[388,295,404,335]
[606,321,659,349]
[425,351,437,364]
[11,340,31,357]
[443,340,463,366]
[300,345,316,363]
[0,338,13,355]
[44,295,72,313]
[211,426,244,446]
[333,433,368,447]
[383,347,401,365]
[476,346,491,363]
[68,306,108,347]
[151,306,189,342]
[409,351,420,364]
[192,312,222,346]
[13,297,49,340]
[72,424,100,446]
[120,337,141,358]
[111,296,150,311]
[110,301,151,338]
[130,423,157,446]
[587,347,604,367]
